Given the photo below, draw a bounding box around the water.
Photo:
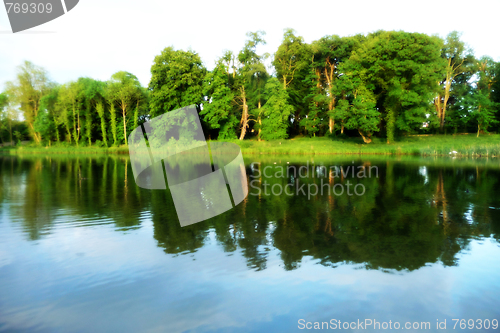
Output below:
[0,155,499,332]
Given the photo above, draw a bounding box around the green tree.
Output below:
[66,81,83,145]
[434,31,474,132]
[0,92,12,144]
[149,47,206,117]
[260,78,293,140]
[344,89,380,143]
[235,31,268,140]
[462,57,499,136]
[347,31,446,142]
[5,61,53,143]
[107,72,143,145]
[95,101,107,146]
[55,84,74,143]
[272,29,311,136]
[201,54,238,139]
[307,35,365,135]
[109,103,118,145]
[491,61,500,130]
[39,86,61,142]
[78,78,106,146]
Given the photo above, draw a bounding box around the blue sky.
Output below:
[1,0,499,88]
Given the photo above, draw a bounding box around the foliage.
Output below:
[260,78,293,140]
[201,56,238,139]
[5,61,53,143]
[149,47,206,117]
[1,30,498,147]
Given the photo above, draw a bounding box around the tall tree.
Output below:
[107,72,143,145]
[5,61,53,143]
[0,92,11,144]
[434,31,474,132]
[235,31,268,140]
[472,57,498,136]
[335,76,380,143]
[260,78,293,140]
[307,35,365,134]
[346,31,446,142]
[78,78,106,145]
[149,47,206,117]
[201,53,238,139]
[95,101,107,146]
[272,29,311,136]
[55,84,74,143]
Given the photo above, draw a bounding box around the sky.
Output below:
[1,0,499,88]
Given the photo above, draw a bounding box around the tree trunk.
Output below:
[477,105,481,137]
[358,129,372,143]
[257,99,262,141]
[239,87,248,140]
[324,63,336,134]
[122,104,128,146]
[9,118,13,146]
[441,76,451,131]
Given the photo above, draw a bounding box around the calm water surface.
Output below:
[0,154,499,332]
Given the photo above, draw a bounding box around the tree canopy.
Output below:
[2,29,498,146]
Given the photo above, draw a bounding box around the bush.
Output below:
[94,140,105,147]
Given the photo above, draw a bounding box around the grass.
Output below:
[0,143,130,155]
[228,134,500,157]
[1,134,499,157]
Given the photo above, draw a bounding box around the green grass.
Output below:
[0,143,130,155]
[226,134,500,157]
[2,134,499,157]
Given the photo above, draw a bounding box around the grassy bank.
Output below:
[1,134,499,157]
[0,144,130,155]
[234,134,500,157]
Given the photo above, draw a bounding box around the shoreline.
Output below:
[1,134,500,158]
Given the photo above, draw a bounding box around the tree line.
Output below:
[1,29,499,146]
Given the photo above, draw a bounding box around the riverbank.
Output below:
[1,134,500,157]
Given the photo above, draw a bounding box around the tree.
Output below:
[235,31,268,140]
[346,31,446,142]
[201,54,238,139]
[149,47,206,117]
[66,81,83,145]
[273,29,310,90]
[107,72,143,145]
[260,78,293,140]
[338,83,380,143]
[5,61,53,143]
[491,61,500,130]
[95,101,107,146]
[434,31,474,132]
[202,32,269,140]
[0,92,12,144]
[109,103,118,145]
[55,84,74,143]
[467,57,499,136]
[78,78,106,145]
[272,29,311,136]
[38,86,60,142]
[308,35,365,134]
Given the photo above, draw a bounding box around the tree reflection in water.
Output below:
[1,155,499,272]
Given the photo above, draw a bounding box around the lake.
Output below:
[0,154,499,332]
